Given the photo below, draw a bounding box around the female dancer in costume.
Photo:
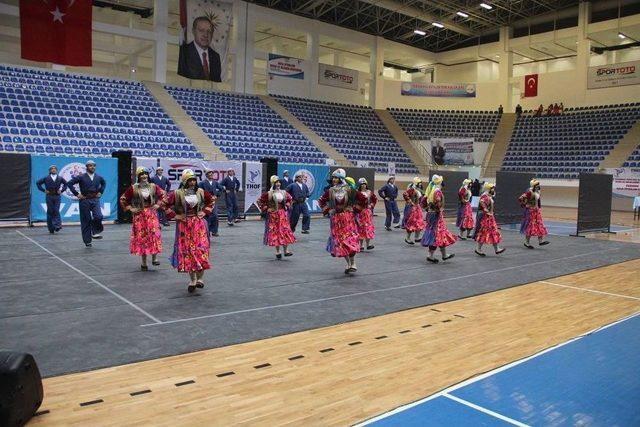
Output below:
[421,174,456,263]
[165,169,215,293]
[257,175,296,259]
[318,169,361,274]
[402,177,426,245]
[355,178,377,251]
[474,182,506,257]
[456,178,475,240]
[119,167,165,270]
[519,179,550,249]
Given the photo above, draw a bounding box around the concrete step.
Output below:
[482,113,517,177]
[374,109,429,176]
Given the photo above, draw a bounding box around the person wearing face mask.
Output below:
[119,167,165,271]
[402,177,426,245]
[165,169,215,293]
[519,179,550,249]
[66,160,107,247]
[258,175,296,260]
[318,169,361,274]
[36,164,67,234]
[456,178,475,240]
[474,182,506,257]
[354,178,377,251]
[421,175,456,263]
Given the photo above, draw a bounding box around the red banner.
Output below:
[524,74,538,97]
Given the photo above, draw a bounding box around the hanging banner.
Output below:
[136,158,243,190]
[388,162,396,176]
[588,60,640,89]
[401,82,476,98]
[318,63,359,90]
[244,162,263,213]
[30,156,118,222]
[277,163,330,213]
[268,54,305,79]
[604,168,640,197]
[431,138,474,165]
[178,0,233,82]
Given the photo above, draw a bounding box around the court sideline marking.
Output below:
[16,230,161,324]
[356,310,640,426]
[141,247,625,327]
[442,393,529,427]
[541,280,640,300]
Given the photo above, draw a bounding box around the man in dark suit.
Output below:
[66,160,107,247]
[378,176,401,231]
[198,169,223,236]
[286,171,311,234]
[36,164,67,234]
[281,170,293,188]
[432,141,445,165]
[150,166,171,226]
[221,168,241,225]
[178,16,222,82]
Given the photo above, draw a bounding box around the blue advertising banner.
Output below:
[268,54,305,79]
[30,156,118,222]
[277,163,330,213]
[401,82,476,97]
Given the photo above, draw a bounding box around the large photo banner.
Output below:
[278,163,330,213]
[604,168,640,197]
[588,60,640,89]
[401,82,476,98]
[30,156,118,222]
[431,138,474,165]
[318,63,359,90]
[178,0,233,82]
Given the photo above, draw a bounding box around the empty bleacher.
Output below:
[166,87,327,164]
[502,103,640,179]
[274,95,418,174]
[0,65,201,158]
[623,145,640,168]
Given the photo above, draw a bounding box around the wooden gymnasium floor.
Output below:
[29,258,640,426]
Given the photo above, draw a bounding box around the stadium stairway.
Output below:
[482,112,517,178]
[599,119,640,169]
[143,81,227,161]
[259,95,352,166]
[374,109,429,176]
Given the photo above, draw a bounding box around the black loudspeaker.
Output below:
[112,151,133,223]
[260,157,278,190]
[0,352,43,427]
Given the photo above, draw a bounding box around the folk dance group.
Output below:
[38,162,550,292]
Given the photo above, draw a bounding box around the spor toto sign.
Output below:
[588,60,640,89]
[318,64,358,91]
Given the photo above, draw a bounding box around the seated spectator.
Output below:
[534,104,544,117]
[552,103,560,115]
[515,104,522,117]
[559,102,564,114]
[546,104,553,115]
[498,104,504,114]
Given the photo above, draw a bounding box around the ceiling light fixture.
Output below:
[414,29,427,36]
[457,11,469,18]
[480,3,493,10]
[618,32,627,39]
[432,22,444,28]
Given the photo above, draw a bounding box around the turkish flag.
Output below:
[524,74,538,97]
[20,0,92,66]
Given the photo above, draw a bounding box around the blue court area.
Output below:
[363,314,640,427]
[502,220,634,237]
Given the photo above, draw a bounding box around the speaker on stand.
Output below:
[0,351,43,427]
[260,157,278,191]
[111,151,133,223]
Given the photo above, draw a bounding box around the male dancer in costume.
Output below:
[456,178,475,240]
[519,179,550,249]
[199,169,223,236]
[66,160,106,247]
[258,175,296,259]
[402,177,426,245]
[421,175,456,263]
[150,166,171,226]
[221,168,241,225]
[474,182,506,256]
[36,164,67,234]
[287,171,311,234]
[355,178,377,251]
[378,176,401,231]
[281,170,293,188]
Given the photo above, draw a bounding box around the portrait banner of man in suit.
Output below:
[178,0,233,82]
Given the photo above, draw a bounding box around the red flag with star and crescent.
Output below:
[524,74,538,97]
[20,0,92,66]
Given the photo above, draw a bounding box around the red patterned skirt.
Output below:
[520,207,548,237]
[356,208,375,240]
[129,207,162,256]
[475,213,502,245]
[264,209,296,246]
[405,205,426,232]
[421,211,457,248]
[326,211,361,258]
[456,203,475,229]
[170,216,211,272]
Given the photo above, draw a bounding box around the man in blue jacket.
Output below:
[221,168,241,226]
[198,169,223,236]
[281,170,293,188]
[150,166,171,226]
[66,160,107,247]
[36,164,67,234]
[286,171,311,234]
[378,176,401,231]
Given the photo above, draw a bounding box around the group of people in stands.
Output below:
[534,102,564,117]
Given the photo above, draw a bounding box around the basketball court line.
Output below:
[540,280,640,300]
[16,230,162,324]
[441,393,529,427]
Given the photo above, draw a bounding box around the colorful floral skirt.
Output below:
[263,209,296,246]
[405,205,426,232]
[421,211,457,248]
[129,207,162,256]
[356,208,375,240]
[326,211,361,258]
[475,213,502,245]
[520,207,548,237]
[170,216,210,272]
[456,203,475,229]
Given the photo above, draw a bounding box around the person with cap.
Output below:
[456,178,475,240]
[119,167,165,270]
[198,169,223,237]
[474,182,506,257]
[421,174,456,263]
[258,175,296,259]
[402,177,426,245]
[319,168,361,274]
[378,176,401,231]
[66,160,107,247]
[36,164,67,234]
[165,169,215,293]
[354,177,377,251]
[281,170,293,188]
[286,170,311,234]
[221,168,241,226]
[519,179,549,249]
[150,166,171,226]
